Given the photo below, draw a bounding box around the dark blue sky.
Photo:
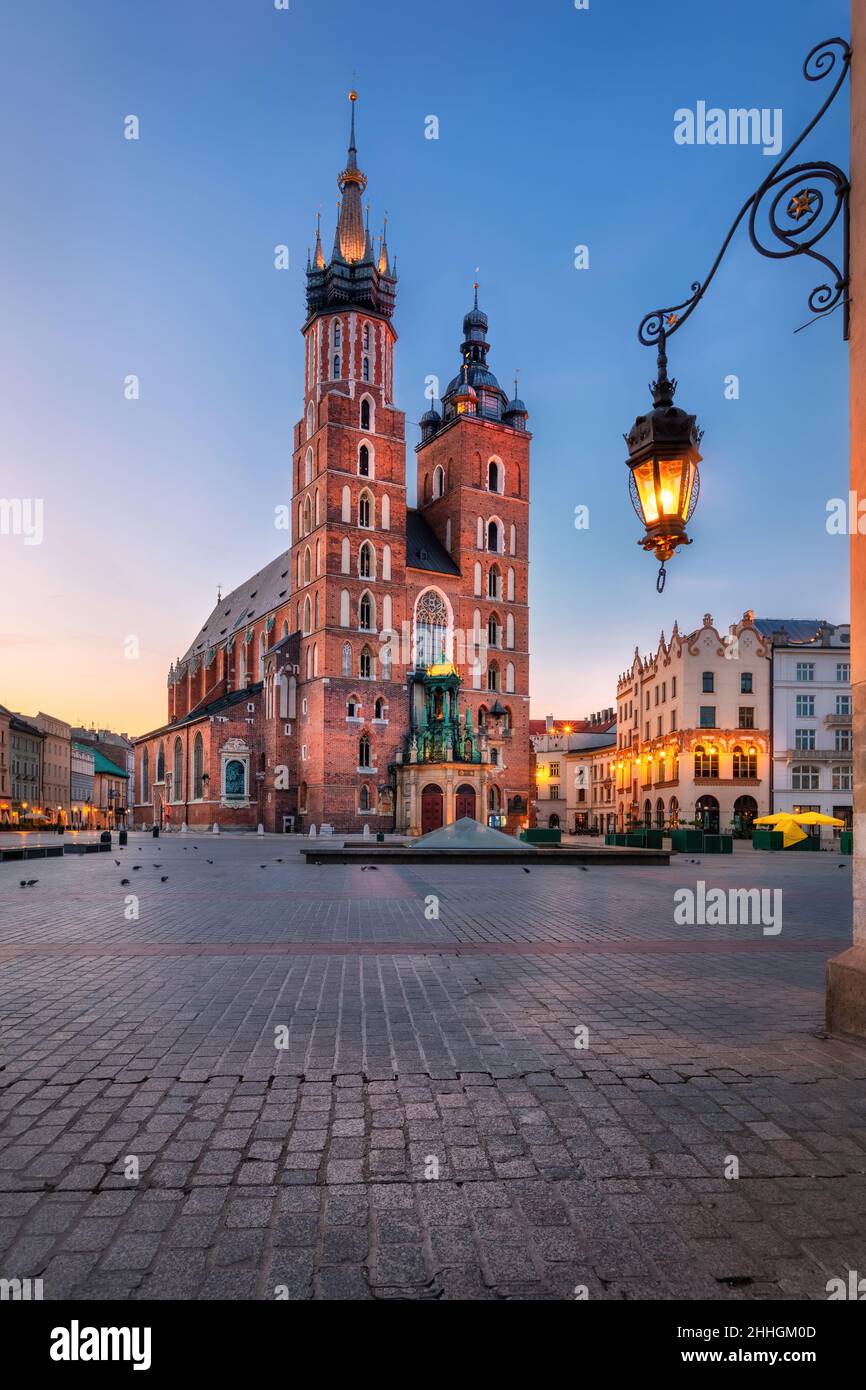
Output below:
[0,0,851,730]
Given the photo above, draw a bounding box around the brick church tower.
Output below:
[133,93,532,838]
[290,92,408,829]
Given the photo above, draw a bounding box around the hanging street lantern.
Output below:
[625,330,702,592]
[627,39,851,593]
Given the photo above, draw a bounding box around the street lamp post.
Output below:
[629,35,851,590]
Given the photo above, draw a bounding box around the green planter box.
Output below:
[670,829,704,853]
[614,833,629,846]
[703,834,733,855]
[605,833,616,846]
[752,829,784,851]
[840,831,853,855]
[520,828,561,845]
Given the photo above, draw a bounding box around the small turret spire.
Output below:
[313,211,325,269]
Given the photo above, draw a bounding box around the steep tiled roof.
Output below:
[752,619,833,645]
[135,684,265,744]
[180,552,292,664]
[405,509,461,576]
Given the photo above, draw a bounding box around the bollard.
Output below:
[152,825,159,839]
[119,829,128,847]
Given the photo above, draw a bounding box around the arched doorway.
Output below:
[455,783,476,821]
[643,799,652,827]
[421,783,444,834]
[696,795,720,834]
[733,794,758,835]
[548,813,560,829]
[655,798,665,830]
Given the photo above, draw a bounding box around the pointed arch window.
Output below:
[487,662,500,692]
[173,737,184,802]
[487,614,500,648]
[156,741,165,783]
[303,596,312,635]
[333,355,340,378]
[360,646,373,679]
[359,783,371,810]
[303,496,312,535]
[359,491,372,528]
[414,589,449,668]
[362,356,370,381]
[359,542,374,578]
[374,697,385,719]
[487,519,502,553]
[141,747,150,801]
[193,733,204,799]
[359,444,370,477]
[488,565,501,599]
[359,592,373,631]
[360,398,371,430]
[359,734,371,769]
[362,323,370,349]
[342,642,352,677]
[433,465,445,499]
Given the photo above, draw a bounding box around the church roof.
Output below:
[135,683,265,743]
[180,551,292,664]
[405,509,461,576]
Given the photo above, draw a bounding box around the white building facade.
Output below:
[755,620,852,844]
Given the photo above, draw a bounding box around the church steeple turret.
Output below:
[305,92,397,324]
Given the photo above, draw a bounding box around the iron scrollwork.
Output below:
[638,36,851,346]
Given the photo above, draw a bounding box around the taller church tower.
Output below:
[290,94,408,829]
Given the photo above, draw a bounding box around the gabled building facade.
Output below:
[615,611,771,833]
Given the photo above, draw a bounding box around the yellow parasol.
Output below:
[753,812,808,848]
[786,812,846,827]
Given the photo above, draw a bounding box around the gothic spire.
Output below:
[336,90,367,263]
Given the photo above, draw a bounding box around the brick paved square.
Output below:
[1,835,865,1301]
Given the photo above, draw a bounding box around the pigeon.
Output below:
[206,859,214,865]
[19,880,26,888]
[114,859,120,866]
[522,867,531,874]
[152,864,161,868]
[260,865,267,870]
[121,878,130,886]
[160,875,169,882]
[132,865,141,871]
[275,858,283,863]
[26,879,38,886]
[579,866,588,872]
[192,846,199,850]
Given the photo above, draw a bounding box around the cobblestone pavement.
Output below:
[0,834,864,1300]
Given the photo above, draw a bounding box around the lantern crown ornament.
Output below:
[625,331,702,591]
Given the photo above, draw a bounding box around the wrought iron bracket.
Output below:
[638,37,851,345]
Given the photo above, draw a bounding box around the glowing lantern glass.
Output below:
[626,336,702,585]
